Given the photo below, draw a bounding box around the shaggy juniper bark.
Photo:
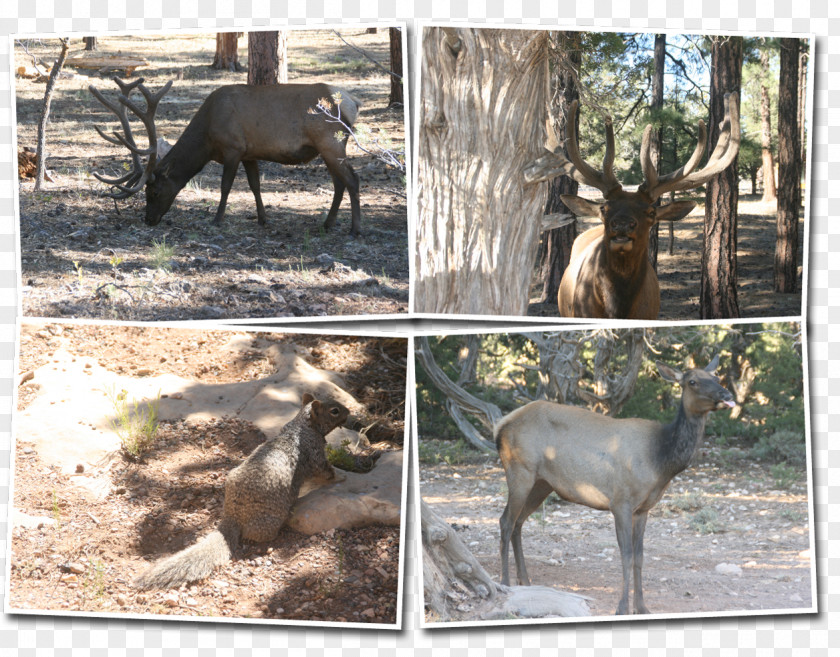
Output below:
[415,28,549,315]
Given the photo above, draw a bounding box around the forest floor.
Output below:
[15,30,408,321]
[529,195,805,320]
[10,324,407,625]
[419,445,814,623]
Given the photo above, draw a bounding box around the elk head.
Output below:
[526,93,741,318]
[89,76,174,225]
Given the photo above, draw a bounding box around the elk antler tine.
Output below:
[602,117,620,190]
[561,100,623,198]
[639,125,659,192]
[645,92,740,199]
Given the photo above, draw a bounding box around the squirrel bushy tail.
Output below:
[134,517,241,590]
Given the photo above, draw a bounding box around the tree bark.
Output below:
[538,31,581,305]
[759,50,777,203]
[775,38,801,293]
[388,27,404,107]
[212,32,242,72]
[83,36,97,51]
[415,337,501,453]
[421,500,590,623]
[415,27,549,316]
[798,46,808,171]
[700,36,742,319]
[647,33,666,270]
[248,31,287,85]
[34,38,69,191]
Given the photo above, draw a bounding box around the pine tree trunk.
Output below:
[212,33,241,72]
[415,28,549,316]
[760,50,777,203]
[388,28,404,107]
[538,31,581,305]
[700,36,742,319]
[83,37,97,51]
[647,33,666,270]
[248,31,281,86]
[775,38,801,294]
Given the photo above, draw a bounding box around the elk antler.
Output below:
[89,76,173,199]
[639,92,740,201]
[522,100,623,199]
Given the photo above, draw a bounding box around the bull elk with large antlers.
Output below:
[525,93,741,319]
[495,355,735,615]
[89,77,363,235]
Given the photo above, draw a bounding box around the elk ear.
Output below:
[560,194,602,218]
[704,354,721,372]
[656,361,684,384]
[654,200,696,223]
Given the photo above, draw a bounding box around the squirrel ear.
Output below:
[302,392,315,406]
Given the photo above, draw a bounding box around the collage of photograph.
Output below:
[6,20,817,640]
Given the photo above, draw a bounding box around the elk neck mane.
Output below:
[652,401,710,480]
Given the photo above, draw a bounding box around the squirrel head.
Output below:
[301,392,350,435]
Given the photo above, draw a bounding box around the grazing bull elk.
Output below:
[495,356,735,615]
[89,77,363,235]
[526,94,740,319]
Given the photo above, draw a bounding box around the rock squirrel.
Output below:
[134,392,350,589]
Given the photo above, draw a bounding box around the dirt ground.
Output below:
[15,30,408,321]
[529,196,805,320]
[9,324,407,624]
[419,452,813,622]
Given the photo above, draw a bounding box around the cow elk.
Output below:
[495,356,735,615]
[526,93,740,319]
[89,77,363,235]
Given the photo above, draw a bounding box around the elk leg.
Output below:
[632,510,651,614]
[322,155,361,237]
[499,472,537,586]
[213,159,240,224]
[612,504,634,615]
[510,480,553,587]
[242,160,267,225]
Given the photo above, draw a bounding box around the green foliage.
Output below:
[689,507,725,534]
[769,462,801,489]
[150,237,176,271]
[106,386,161,460]
[666,490,706,512]
[417,438,485,466]
[751,430,807,466]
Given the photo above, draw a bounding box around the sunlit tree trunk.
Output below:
[213,32,242,72]
[775,38,801,293]
[647,33,666,270]
[700,36,742,319]
[388,27,403,107]
[34,38,69,191]
[248,31,287,85]
[760,50,777,203]
[415,28,549,316]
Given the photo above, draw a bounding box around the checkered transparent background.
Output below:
[1,1,838,655]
